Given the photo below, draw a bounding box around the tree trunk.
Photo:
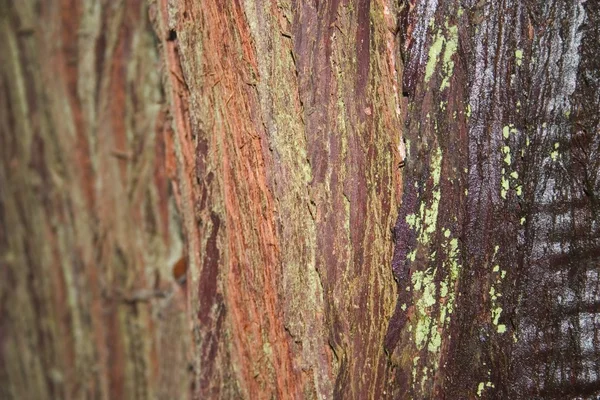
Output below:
[0,1,190,399]
[1,1,599,400]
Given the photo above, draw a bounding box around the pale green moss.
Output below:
[497,324,506,333]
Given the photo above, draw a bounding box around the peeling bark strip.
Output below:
[154,0,404,398]
[387,0,600,398]
[0,1,188,399]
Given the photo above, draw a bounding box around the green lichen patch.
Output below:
[515,49,523,66]
[489,247,507,334]
[424,23,459,91]
[499,125,524,199]
[550,142,560,161]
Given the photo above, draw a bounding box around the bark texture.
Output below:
[150,0,403,398]
[1,0,600,399]
[385,0,600,398]
[0,1,189,399]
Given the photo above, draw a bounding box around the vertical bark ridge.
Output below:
[156,0,404,398]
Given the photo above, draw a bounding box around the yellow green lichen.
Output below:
[425,33,446,83]
[440,25,458,90]
[440,281,448,298]
[410,146,442,245]
[492,306,502,325]
[515,49,523,66]
[424,23,459,91]
[428,329,441,353]
[500,176,509,199]
[412,268,437,308]
[414,314,433,350]
[406,213,417,228]
[551,142,560,161]
[477,382,485,397]
[408,250,417,262]
[489,247,507,334]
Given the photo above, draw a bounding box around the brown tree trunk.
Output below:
[1,0,599,399]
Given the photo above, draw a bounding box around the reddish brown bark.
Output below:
[2,0,599,399]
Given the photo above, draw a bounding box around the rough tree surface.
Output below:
[1,0,599,400]
[0,1,189,399]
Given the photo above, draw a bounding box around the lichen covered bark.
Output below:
[0,1,188,399]
[386,0,600,398]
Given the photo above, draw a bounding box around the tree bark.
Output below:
[1,0,599,399]
[0,1,190,399]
